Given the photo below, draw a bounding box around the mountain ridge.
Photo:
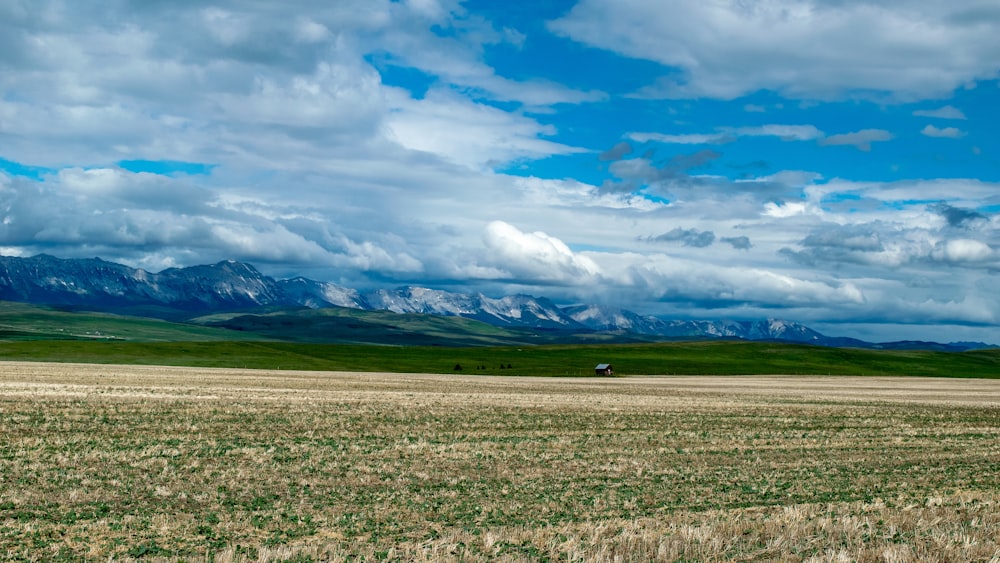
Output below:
[0,253,992,350]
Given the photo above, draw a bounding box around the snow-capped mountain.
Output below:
[480,294,580,328]
[364,286,480,316]
[740,319,825,342]
[562,304,670,334]
[364,288,580,329]
[276,277,370,310]
[0,254,990,349]
[0,254,582,328]
[0,255,281,312]
[564,305,825,343]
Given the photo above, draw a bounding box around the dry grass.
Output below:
[2,362,1000,561]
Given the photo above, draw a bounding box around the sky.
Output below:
[1,0,1000,344]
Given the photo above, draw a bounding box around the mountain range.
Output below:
[0,254,991,351]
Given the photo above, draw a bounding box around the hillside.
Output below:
[0,301,262,342]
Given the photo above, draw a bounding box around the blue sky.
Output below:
[1,0,999,343]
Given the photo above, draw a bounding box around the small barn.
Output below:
[594,363,614,376]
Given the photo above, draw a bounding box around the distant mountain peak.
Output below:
[0,253,992,350]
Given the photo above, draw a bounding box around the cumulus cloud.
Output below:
[0,166,435,276]
[333,236,425,273]
[932,239,996,265]
[763,201,812,218]
[0,0,589,173]
[480,221,602,284]
[549,0,1000,101]
[818,129,894,152]
[778,206,1000,274]
[0,0,621,290]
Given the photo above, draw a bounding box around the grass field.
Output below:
[0,301,600,347]
[2,339,999,378]
[2,362,1000,561]
[0,302,262,343]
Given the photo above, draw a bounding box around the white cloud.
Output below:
[921,125,966,139]
[629,124,824,145]
[730,125,825,141]
[830,178,1000,205]
[819,129,894,152]
[913,105,967,120]
[202,7,253,46]
[1,1,999,342]
[208,222,337,263]
[932,239,995,264]
[549,0,1000,101]
[628,132,732,145]
[214,60,386,132]
[3,152,1000,333]
[763,201,811,218]
[596,251,866,310]
[513,177,661,211]
[385,88,585,169]
[0,0,590,174]
[335,237,425,272]
[295,18,331,43]
[404,0,451,21]
[481,221,602,284]
[372,0,606,107]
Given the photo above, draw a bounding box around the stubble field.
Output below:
[2,362,1000,561]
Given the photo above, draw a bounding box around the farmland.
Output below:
[1,339,999,378]
[2,362,1000,561]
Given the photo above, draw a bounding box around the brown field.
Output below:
[2,362,1000,562]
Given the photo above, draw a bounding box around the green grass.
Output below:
[0,339,998,377]
[0,301,617,346]
[0,301,263,342]
[191,306,562,346]
[2,300,998,377]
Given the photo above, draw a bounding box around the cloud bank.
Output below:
[549,0,1000,101]
[0,0,998,344]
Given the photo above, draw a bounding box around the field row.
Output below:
[2,363,1000,561]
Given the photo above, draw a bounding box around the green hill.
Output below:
[0,301,263,342]
[1,301,998,378]
[0,339,997,378]
[190,306,569,346]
